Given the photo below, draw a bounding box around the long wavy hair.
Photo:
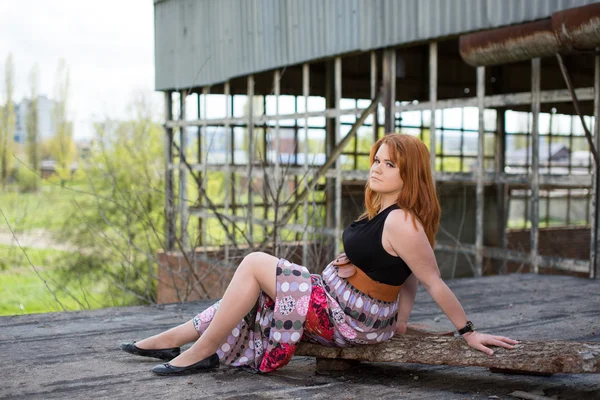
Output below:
[358,133,441,248]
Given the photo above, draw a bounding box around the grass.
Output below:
[0,180,165,316]
[0,244,67,270]
[507,218,588,229]
[0,181,110,316]
[0,244,107,316]
[1,183,84,232]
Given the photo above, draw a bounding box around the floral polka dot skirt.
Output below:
[306,263,399,347]
[192,258,399,373]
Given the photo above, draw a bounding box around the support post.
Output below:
[530,58,541,274]
[196,92,203,247]
[224,82,231,261]
[273,70,281,255]
[201,87,209,256]
[325,60,335,254]
[383,49,396,133]
[476,67,485,276]
[179,90,189,250]
[302,63,310,265]
[495,108,508,274]
[371,51,378,141]
[429,42,438,185]
[334,57,342,256]
[247,76,255,246]
[164,91,175,251]
[591,54,600,279]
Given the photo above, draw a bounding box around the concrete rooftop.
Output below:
[1,273,599,400]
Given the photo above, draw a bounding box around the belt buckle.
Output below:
[337,264,356,278]
[333,253,350,266]
[332,253,356,278]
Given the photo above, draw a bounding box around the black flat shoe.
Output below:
[120,342,181,361]
[151,353,220,376]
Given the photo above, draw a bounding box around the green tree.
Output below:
[57,94,165,305]
[1,53,15,188]
[26,64,40,190]
[51,59,76,181]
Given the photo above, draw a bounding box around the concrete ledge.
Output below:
[1,273,599,399]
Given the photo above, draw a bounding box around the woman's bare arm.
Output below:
[385,210,470,329]
[385,209,518,355]
[395,273,417,334]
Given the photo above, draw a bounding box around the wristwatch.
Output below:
[458,320,475,335]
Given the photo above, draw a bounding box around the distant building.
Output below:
[203,127,329,165]
[13,95,58,144]
[40,160,78,179]
[506,142,570,165]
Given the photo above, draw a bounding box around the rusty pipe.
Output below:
[460,3,600,66]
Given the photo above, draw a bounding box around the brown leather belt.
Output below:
[332,253,402,302]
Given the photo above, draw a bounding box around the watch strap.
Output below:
[458,320,474,335]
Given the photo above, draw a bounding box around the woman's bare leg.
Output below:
[135,320,199,349]
[167,252,279,366]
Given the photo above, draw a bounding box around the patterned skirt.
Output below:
[192,258,400,373]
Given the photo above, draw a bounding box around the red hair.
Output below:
[359,133,441,247]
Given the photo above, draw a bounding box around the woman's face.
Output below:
[369,143,404,195]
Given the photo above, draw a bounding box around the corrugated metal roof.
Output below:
[154,0,598,91]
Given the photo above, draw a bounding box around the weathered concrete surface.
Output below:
[1,273,599,400]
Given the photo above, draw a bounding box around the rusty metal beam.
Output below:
[460,3,600,66]
[555,54,599,165]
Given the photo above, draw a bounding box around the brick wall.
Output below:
[504,226,590,276]
[506,226,590,260]
[156,242,332,304]
[156,250,236,304]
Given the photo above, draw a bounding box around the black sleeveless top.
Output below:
[342,204,412,286]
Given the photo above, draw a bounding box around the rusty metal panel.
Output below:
[154,0,597,91]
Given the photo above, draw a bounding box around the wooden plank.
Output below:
[295,336,600,374]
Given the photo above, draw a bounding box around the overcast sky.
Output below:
[0,0,580,144]
[0,0,158,139]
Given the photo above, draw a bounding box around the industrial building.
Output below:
[153,0,600,301]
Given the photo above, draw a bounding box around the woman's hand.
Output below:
[463,331,519,356]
